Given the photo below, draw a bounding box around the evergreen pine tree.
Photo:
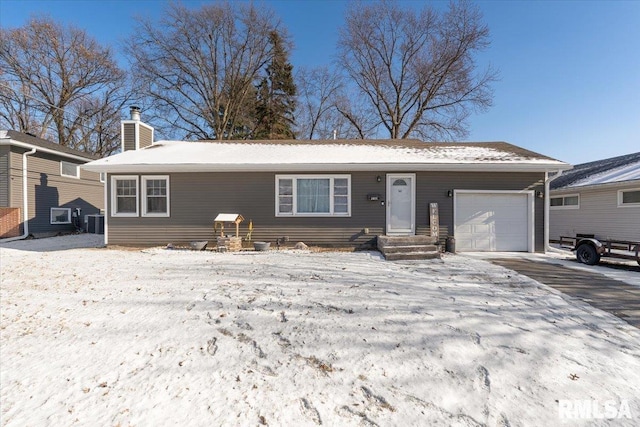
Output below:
[254,31,296,139]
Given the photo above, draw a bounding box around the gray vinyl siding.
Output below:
[139,125,153,149]
[9,146,104,235]
[107,171,545,250]
[9,149,23,208]
[550,183,640,242]
[0,145,9,206]
[123,123,136,151]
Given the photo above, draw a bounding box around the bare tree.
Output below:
[337,0,496,140]
[127,2,279,140]
[295,66,346,139]
[333,90,382,140]
[0,16,129,155]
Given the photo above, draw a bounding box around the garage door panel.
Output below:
[473,236,493,251]
[455,193,530,252]
[472,223,491,234]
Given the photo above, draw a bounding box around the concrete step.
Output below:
[381,244,439,254]
[383,251,441,261]
[377,235,437,248]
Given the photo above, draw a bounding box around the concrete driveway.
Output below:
[484,256,640,328]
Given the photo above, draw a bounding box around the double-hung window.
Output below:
[276,175,351,216]
[550,194,579,209]
[111,176,139,217]
[142,176,170,217]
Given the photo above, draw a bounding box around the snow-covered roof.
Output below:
[551,151,640,190]
[82,139,570,173]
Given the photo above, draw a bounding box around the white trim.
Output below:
[50,207,72,224]
[386,173,416,235]
[550,193,580,210]
[453,189,535,253]
[275,174,351,217]
[141,175,170,217]
[618,188,640,207]
[111,175,139,217]
[104,174,108,245]
[544,169,564,253]
[60,160,80,179]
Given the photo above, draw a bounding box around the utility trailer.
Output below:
[560,235,640,266]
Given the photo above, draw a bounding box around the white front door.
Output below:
[386,174,415,235]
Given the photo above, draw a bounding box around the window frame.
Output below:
[275,174,351,217]
[550,193,580,210]
[111,175,139,217]
[50,207,71,224]
[618,188,640,207]
[60,161,80,179]
[142,175,170,217]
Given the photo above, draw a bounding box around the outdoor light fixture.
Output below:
[447,190,453,197]
[536,191,544,198]
[376,175,382,182]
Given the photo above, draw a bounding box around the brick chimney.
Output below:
[121,106,154,152]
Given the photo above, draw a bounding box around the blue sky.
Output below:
[1,0,638,165]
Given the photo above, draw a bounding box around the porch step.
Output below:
[384,251,442,261]
[377,235,437,247]
[381,244,438,254]
[377,235,441,261]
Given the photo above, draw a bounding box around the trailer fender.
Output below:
[572,238,605,255]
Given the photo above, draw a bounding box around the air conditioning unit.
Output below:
[87,214,105,234]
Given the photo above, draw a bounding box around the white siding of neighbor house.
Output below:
[550,182,640,242]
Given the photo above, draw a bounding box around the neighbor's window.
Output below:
[276,175,351,216]
[111,176,139,217]
[142,176,170,217]
[618,189,640,207]
[60,161,79,178]
[550,194,579,209]
[50,207,71,224]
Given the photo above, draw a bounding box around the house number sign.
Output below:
[429,203,439,239]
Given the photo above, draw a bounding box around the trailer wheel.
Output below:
[576,244,600,265]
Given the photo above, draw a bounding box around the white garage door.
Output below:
[454,192,532,252]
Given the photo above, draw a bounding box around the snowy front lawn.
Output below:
[1,236,639,426]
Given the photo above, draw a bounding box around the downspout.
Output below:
[544,169,563,253]
[0,147,37,243]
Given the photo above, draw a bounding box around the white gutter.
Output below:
[0,147,37,243]
[544,169,565,253]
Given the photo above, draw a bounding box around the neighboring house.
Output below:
[82,112,570,252]
[550,152,640,242]
[0,130,104,240]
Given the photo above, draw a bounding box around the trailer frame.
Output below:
[559,235,640,265]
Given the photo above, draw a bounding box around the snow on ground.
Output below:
[1,235,640,426]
